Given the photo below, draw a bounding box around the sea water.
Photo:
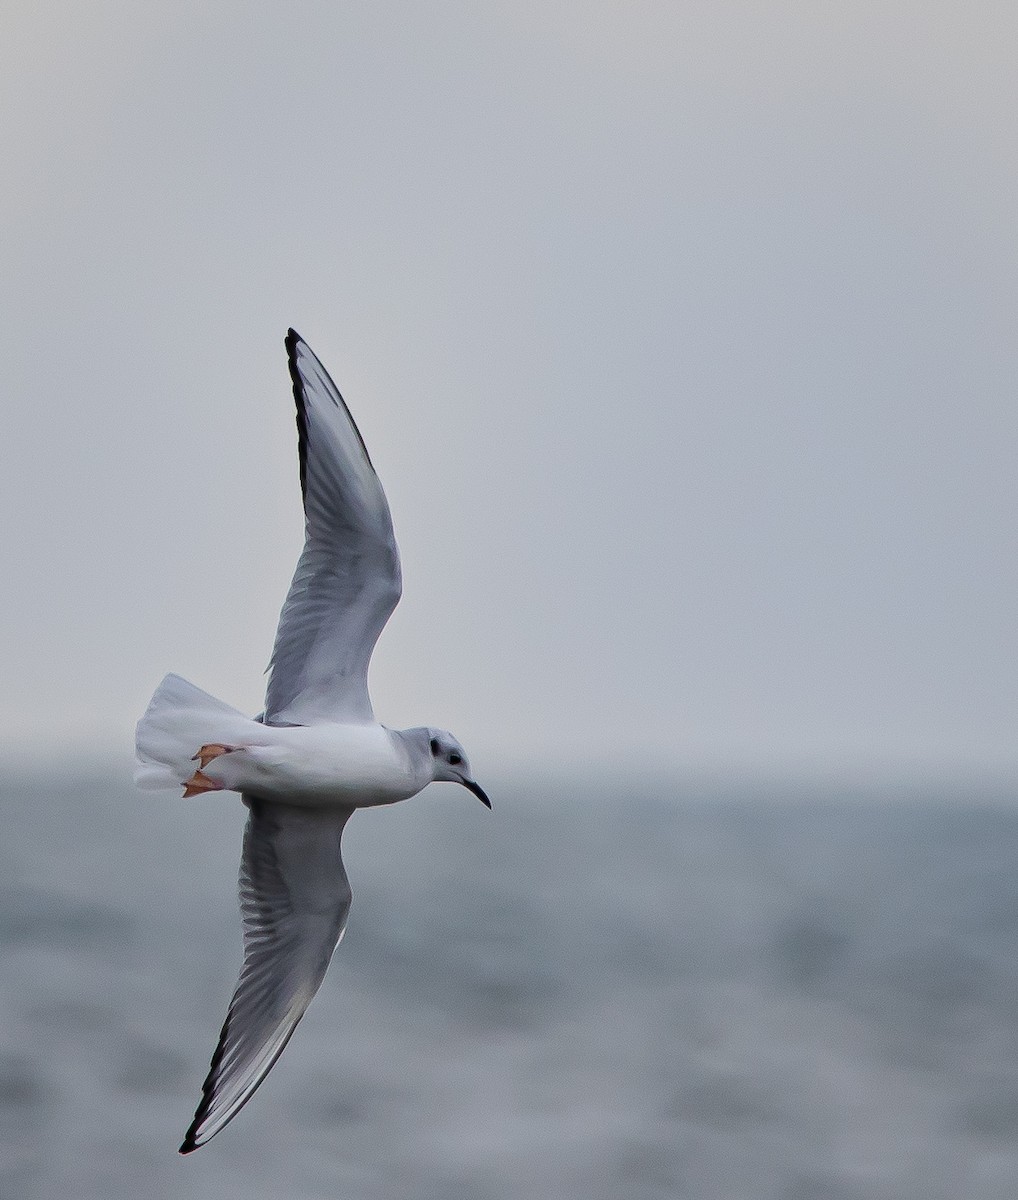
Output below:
[2,766,1017,1199]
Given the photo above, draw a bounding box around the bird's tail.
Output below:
[134,674,256,791]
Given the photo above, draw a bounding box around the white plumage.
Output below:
[135,330,490,1152]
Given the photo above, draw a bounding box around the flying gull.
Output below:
[135,330,491,1153]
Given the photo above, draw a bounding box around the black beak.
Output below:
[461,779,492,809]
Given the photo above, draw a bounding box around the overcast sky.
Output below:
[2,2,1016,777]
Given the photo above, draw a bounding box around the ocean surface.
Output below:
[2,766,1018,1199]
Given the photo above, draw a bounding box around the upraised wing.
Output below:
[179,800,354,1152]
[264,330,401,726]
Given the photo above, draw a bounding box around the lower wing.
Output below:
[180,798,355,1152]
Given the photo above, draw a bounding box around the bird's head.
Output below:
[427,729,491,809]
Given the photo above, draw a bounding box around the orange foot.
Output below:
[182,744,238,798]
[192,743,237,769]
[182,769,223,799]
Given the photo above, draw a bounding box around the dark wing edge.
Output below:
[263,330,401,726]
[179,800,354,1153]
[286,327,376,507]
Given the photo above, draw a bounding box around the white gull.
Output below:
[135,329,490,1153]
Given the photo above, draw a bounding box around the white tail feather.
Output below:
[134,674,260,791]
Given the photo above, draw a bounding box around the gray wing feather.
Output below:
[179,799,354,1152]
[264,330,401,726]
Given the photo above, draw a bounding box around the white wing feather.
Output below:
[264,330,401,726]
[180,801,354,1152]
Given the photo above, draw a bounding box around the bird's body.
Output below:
[209,722,432,807]
[138,679,432,807]
[134,329,490,1152]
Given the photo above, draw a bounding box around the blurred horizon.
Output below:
[7,750,1018,813]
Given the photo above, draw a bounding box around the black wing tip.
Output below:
[179,1098,209,1152]
[176,1004,234,1156]
[282,326,377,473]
[285,328,307,392]
[285,329,311,505]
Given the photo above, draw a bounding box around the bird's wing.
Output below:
[180,799,355,1153]
[264,329,401,726]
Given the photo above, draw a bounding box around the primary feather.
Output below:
[264,331,401,726]
[180,801,354,1152]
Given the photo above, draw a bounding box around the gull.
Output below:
[135,330,491,1153]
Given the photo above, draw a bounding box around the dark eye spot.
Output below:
[448,753,462,766]
[430,738,440,756]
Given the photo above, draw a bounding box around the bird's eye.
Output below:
[448,752,462,765]
[430,738,440,756]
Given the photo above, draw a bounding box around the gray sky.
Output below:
[2,2,1016,776]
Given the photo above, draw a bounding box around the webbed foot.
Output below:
[183,745,238,798]
[192,743,237,769]
[182,769,223,799]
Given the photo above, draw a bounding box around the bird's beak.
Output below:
[461,778,492,809]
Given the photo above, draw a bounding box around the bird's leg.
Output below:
[182,744,238,798]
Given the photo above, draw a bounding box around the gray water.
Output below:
[2,767,1017,1199]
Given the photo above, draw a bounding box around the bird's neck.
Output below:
[388,726,437,788]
